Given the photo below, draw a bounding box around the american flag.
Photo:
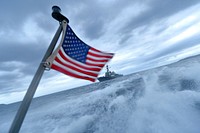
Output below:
[49,24,114,82]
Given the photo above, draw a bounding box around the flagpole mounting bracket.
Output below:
[42,62,51,71]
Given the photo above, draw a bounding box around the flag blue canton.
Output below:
[62,25,91,63]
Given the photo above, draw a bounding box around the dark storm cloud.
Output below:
[0,41,47,92]
[0,1,48,28]
[64,0,136,40]
[0,75,22,94]
[0,1,67,36]
[120,0,200,44]
[0,41,48,90]
[143,33,200,61]
[0,42,46,64]
[0,0,136,41]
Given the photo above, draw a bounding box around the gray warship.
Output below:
[97,65,123,82]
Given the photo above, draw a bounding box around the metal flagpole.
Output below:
[9,6,69,133]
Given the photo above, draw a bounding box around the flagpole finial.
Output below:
[52,5,69,23]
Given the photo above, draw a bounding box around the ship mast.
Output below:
[106,65,109,72]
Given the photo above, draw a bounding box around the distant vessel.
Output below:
[97,65,123,82]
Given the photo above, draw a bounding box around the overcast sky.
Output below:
[1,0,200,104]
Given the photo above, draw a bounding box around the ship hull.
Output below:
[97,74,123,82]
[97,77,116,82]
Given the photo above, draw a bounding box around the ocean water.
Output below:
[1,55,200,133]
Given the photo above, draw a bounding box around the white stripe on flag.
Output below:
[89,49,113,56]
[87,54,111,61]
[86,60,107,65]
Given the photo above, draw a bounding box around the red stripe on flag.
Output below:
[85,62,105,67]
[51,64,96,82]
